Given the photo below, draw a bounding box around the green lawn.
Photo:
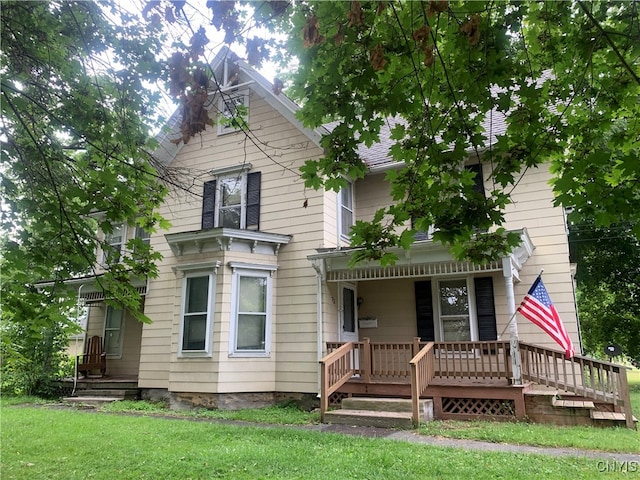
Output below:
[1,370,637,478]
[0,406,631,480]
[418,367,640,452]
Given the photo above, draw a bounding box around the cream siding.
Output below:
[97,65,580,399]
[348,163,579,353]
[138,90,329,395]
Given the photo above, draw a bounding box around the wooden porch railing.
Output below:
[432,341,512,380]
[321,340,635,429]
[319,342,357,421]
[410,342,435,425]
[520,342,635,429]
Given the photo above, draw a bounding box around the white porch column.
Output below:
[503,258,523,385]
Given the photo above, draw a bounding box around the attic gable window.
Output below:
[218,91,249,135]
[202,168,260,231]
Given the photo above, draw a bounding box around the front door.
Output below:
[339,284,358,343]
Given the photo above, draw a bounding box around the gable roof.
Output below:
[152,47,509,174]
[152,47,328,167]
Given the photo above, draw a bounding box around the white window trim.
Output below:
[433,276,479,343]
[178,271,216,357]
[217,90,249,135]
[214,171,247,229]
[103,306,124,359]
[228,264,275,358]
[337,180,354,242]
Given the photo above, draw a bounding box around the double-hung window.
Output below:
[104,306,124,357]
[180,273,215,354]
[438,279,472,342]
[102,223,125,264]
[218,175,244,228]
[229,264,275,356]
[202,170,261,231]
[338,180,354,240]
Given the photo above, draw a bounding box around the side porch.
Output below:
[320,339,636,429]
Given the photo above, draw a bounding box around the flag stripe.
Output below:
[517,276,575,358]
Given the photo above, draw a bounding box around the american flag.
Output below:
[517,276,575,358]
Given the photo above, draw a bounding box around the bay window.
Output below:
[229,264,275,356]
[180,273,215,354]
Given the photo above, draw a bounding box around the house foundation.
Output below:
[139,389,319,412]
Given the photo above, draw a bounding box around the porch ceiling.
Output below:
[308,228,534,282]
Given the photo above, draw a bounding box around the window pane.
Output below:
[186,276,209,313]
[343,287,355,333]
[105,308,123,329]
[237,314,266,350]
[442,317,471,341]
[341,183,353,209]
[135,226,150,243]
[104,330,121,355]
[341,208,353,236]
[182,314,207,350]
[220,177,242,206]
[439,279,469,316]
[104,307,123,355]
[106,224,124,245]
[220,207,241,228]
[239,276,266,312]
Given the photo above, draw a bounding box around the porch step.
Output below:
[342,397,433,417]
[324,409,414,429]
[63,388,139,405]
[324,397,434,429]
[590,411,638,428]
[552,397,595,410]
[75,388,139,399]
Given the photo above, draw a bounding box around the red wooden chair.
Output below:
[76,335,107,378]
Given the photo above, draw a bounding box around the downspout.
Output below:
[502,258,522,385]
[311,259,325,395]
[73,284,85,396]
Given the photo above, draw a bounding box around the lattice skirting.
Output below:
[442,397,516,417]
[329,391,350,407]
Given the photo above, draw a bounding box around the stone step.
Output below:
[74,389,139,399]
[324,409,414,429]
[63,396,123,406]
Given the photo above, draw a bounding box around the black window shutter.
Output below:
[466,163,485,198]
[246,171,261,230]
[414,281,435,341]
[474,277,497,341]
[202,180,216,229]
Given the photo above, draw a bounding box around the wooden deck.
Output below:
[320,339,635,429]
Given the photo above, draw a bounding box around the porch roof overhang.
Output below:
[308,228,534,283]
[35,274,148,304]
[165,228,291,257]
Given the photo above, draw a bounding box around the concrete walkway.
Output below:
[305,423,640,463]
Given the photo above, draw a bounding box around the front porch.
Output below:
[320,339,636,429]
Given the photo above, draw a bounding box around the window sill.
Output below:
[228,351,271,358]
[178,352,213,358]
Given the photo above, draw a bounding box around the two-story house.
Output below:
[66,48,634,428]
